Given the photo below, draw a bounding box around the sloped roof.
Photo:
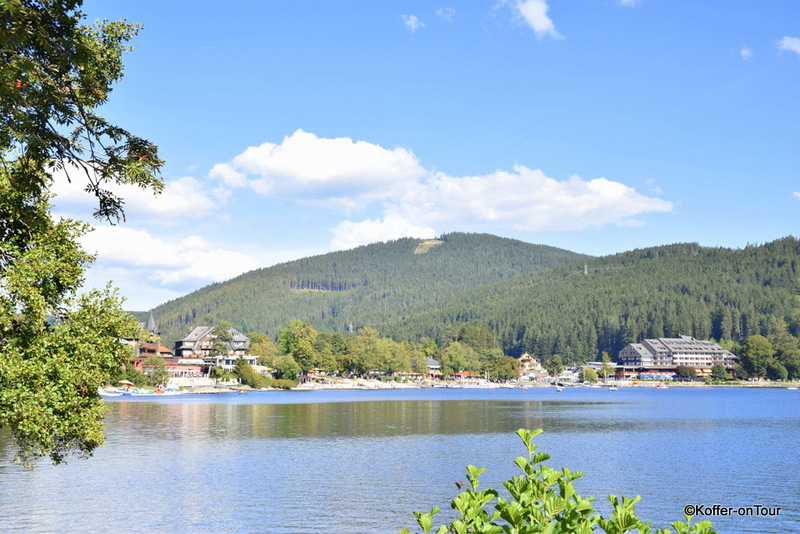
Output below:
[175,326,250,350]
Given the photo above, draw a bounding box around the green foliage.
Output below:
[273,355,301,381]
[545,354,564,377]
[738,335,773,379]
[710,363,728,381]
[674,366,697,380]
[598,352,615,381]
[0,0,163,465]
[0,284,141,466]
[233,357,270,389]
[112,359,147,387]
[210,320,233,356]
[148,237,800,368]
[270,378,297,390]
[581,367,599,383]
[402,429,716,534]
[292,320,318,371]
[247,332,279,366]
[396,239,800,364]
[489,354,521,381]
[1,0,163,220]
[779,348,800,380]
[147,233,589,347]
[766,360,788,381]
[278,318,319,372]
[141,355,169,386]
[211,366,234,382]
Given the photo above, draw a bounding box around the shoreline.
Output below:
[174,378,800,394]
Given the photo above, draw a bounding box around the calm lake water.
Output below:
[0,387,798,533]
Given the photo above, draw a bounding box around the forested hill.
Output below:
[147,233,590,347]
[382,237,800,362]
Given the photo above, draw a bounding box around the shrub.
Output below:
[274,355,301,381]
[675,366,697,380]
[271,379,297,390]
[401,429,715,534]
[580,368,598,383]
[233,358,271,388]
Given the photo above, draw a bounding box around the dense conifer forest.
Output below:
[146,233,589,347]
[386,237,800,363]
[142,234,800,366]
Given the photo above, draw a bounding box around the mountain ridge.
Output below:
[145,232,590,347]
[140,234,800,365]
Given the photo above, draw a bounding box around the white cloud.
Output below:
[618,0,641,6]
[330,165,673,249]
[50,165,216,221]
[331,216,436,251]
[154,244,262,285]
[503,0,562,39]
[147,176,218,219]
[401,14,424,32]
[794,192,800,201]
[777,36,800,56]
[740,47,754,60]
[208,130,672,255]
[81,226,182,268]
[80,226,262,286]
[436,7,455,22]
[209,163,247,188]
[211,129,427,212]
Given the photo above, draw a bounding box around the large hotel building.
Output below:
[616,335,737,379]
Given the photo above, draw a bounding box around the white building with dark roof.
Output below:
[173,325,254,370]
[619,335,736,371]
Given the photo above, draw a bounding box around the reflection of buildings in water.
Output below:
[109,398,567,446]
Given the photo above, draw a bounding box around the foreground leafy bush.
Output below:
[402,429,715,534]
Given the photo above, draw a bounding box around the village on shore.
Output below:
[105,315,800,396]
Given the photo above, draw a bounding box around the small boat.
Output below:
[608,386,618,391]
[556,387,563,392]
[787,387,798,390]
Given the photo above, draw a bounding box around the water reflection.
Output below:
[109,399,574,442]
[1,388,798,533]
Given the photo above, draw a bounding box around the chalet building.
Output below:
[174,326,250,357]
[617,335,737,378]
[518,352,549,380]
[173,325,255,371]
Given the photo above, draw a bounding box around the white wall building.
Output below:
[618,335,736,370]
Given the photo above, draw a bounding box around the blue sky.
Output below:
[54,0,800,311]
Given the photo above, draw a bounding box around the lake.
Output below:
[0,386,798,533]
